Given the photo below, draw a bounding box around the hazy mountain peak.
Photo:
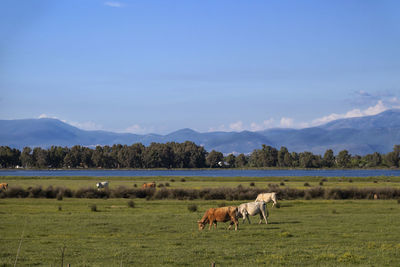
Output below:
[1,109,400,155]
[321,109,400,130]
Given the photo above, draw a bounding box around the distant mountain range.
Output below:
[1,109,400,155]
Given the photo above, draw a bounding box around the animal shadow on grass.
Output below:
[269,221,300,225]
[277,204,293,208]
[242,227,280,231]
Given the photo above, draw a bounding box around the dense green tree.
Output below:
[20,147,33,168]
[249,145,278,167]
[278,146,290,167]
[0,146,20,168]
[143,143,174,168]
[2,142,400,169]
[225,154,236,167]
[336,150,351,168]
[81,147,94,168]
[298,152,321,168]
[383,145,400,167]
[299,152,313,168]
[351,155,363,168]
[129,143,145,168]
[322,149,335,168]
[101,145,117,168]
[290,152,299,167]
[235,153,248,168]
[169,141,206,168]
[206,150,224,168]
[48,146,66,168]
[32,147,49,168]
[91,146,104,167]
[364,152,382,167]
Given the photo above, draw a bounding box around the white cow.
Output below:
[237,201,268,224]
[96,181,109,190]
[255,192,278,207]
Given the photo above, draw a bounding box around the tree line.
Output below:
[0,142,399,169]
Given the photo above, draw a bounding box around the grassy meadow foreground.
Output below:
[1,176,400,266]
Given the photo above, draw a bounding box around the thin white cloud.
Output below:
[208,124,228,132]
[388,97,400,108]
[280,117,294,128]
[355,90,371,97]
[311,101,388,126]
[39,113,56,119]
[229,121,244,131]
[123,124,151,134]
[104,1,124,8]
[38,114,68,124]
[250,118,275,131]
[69,121,104,131]
[363,100,387,115]
[38,114,104,131]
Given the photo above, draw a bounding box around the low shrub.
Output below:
[127,200,135,208]
[75,188,109,199]
[250,182,255,187]
[111,186,134,198]
[280,182,285,186]
[1,184,400,201]
[304,182,310,187]
[165,182,170,187]
[280,231,293,238]
[218,202,227,207]
[3,187,29,198]
[90,204,97,212]
[304,191,312,200]
[268,183,279,190]
[56,193,63,201]
[154,188,170,199]
[180,178,186,182]
[187,204,198,212]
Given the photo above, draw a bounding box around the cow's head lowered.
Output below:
[197,221,205,230]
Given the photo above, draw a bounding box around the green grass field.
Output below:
[1,176,400,266]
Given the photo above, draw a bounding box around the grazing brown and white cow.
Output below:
[0,183,8,190]
[142,182,156,189]
[96,181,109,190]
[238,201,268,224]
[255,192,278,207]
[197,206,239,231]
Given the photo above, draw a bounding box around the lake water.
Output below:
[0,169,400,177]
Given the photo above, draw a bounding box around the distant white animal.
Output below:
[96,181,109,190]
[238,201,268,224]
[255,192,278,207]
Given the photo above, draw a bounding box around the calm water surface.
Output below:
[1,169,400,177]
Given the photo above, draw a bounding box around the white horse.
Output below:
[237,201,268,224]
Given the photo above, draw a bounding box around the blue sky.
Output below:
[1,0,400,134]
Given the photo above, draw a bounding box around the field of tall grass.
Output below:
[1,176,400,266]
[1,198,400,266]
